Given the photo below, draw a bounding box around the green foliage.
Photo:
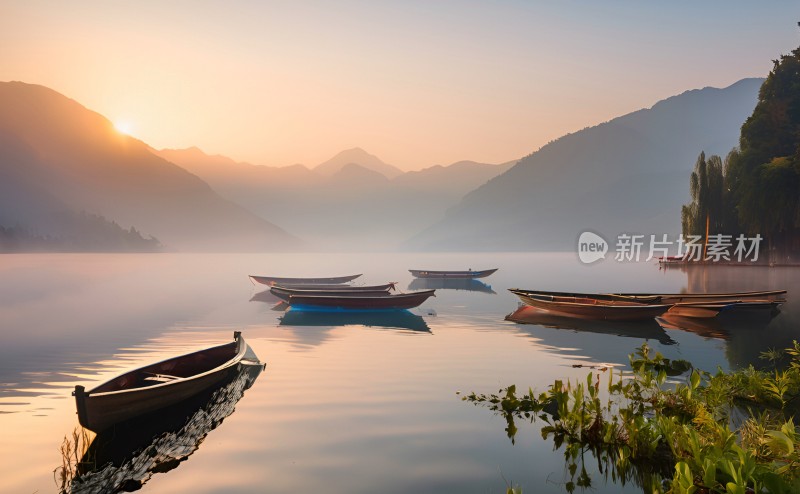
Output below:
[464,343,800,493]
[682,151,739,239]
[723,45,800,258]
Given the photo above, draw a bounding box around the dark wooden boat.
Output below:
[409,268,497,279]
[510,290,671,321]
[250,283,394,303]
[270,286,392,302]
[617,290,787,304]
[271,282,396,291]
[249,274,362,286]
[69,361,263,493]
[287,290,436,311]
[73,332,248,432]
[665,300,785,319]
[509,288,788,305]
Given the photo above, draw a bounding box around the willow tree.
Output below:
[681,152,736,238]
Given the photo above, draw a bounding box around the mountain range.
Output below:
[156,147,516,250]
[407,78,765,251]
[0,81,298,251]
[0,78,765,252]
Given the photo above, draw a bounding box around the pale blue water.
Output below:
[0,252,797,493]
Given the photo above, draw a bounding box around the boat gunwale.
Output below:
[84,334,247,399]
[515,293,672,311]
[249,274,362,285]
[287,289,436,301]
[671,299,785,308]
[270,283,395,295]
[509,288,788,303]
[409,268,497,278]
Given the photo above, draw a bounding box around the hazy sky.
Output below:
[1,1,798,170]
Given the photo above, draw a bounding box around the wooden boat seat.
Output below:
[143,373,180,383]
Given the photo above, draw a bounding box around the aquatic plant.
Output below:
[54,427,93,493]
[463,342,800,493]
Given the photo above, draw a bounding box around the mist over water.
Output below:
[0,252,797,493]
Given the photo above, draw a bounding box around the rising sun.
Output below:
[114,121,133,135]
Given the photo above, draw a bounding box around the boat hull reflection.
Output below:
[657,308,780,341]
[69,360,264,493]
[280,309,431,332]
[408,278,496,294]
[506,305,676,345]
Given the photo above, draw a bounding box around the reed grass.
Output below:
[54,427,93,494]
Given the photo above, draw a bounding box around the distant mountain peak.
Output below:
[331,162,390,181]
[315,148,404,178]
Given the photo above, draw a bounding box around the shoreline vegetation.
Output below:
[463,343,800,494]
[660,262,800,269]
[0,212,161,253]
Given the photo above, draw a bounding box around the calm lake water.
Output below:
[0,252,797,493]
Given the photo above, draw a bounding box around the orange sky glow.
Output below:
[1,1,797,170]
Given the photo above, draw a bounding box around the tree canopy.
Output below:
[685,43,800,260]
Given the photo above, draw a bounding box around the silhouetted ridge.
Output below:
[407,78,764,251]
[0,81,300,251]
[314,147,404,178]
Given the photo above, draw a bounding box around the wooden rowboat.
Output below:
[73,332,250,432]
[617,290,787,304]
[273,282,395,292]
[287,290,436,311]
[409,268,497,279]
[251,283,394,303]
[665,300,784,319]
[70,361,263,492]
[271,282,396,291]
[509,288,787,305]
[249,274,362,286]
[270,286,393,302]
[510,290,672,321]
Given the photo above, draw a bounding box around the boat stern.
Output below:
[73,385,90,429]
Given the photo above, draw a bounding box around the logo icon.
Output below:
[577,231,608,264]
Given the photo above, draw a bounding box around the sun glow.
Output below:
[114,121,133,135]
